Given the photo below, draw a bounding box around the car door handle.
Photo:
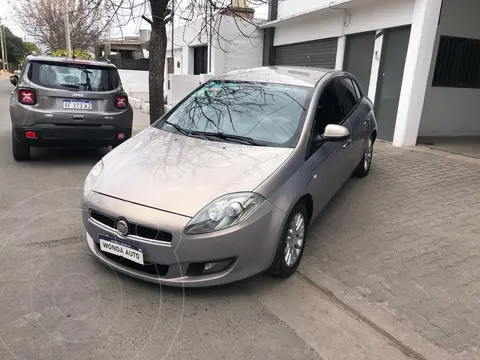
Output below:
[343,139,351,148]
[363,118,371,125]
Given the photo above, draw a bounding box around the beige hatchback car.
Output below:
[82,66,377,287]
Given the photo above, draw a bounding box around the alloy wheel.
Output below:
[284,213,306,267]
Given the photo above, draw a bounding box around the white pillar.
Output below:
[392,0,442,147]
[335,36,346,70]
[367,30,384,103]
[181,46,194,75]
[211,40,225,75]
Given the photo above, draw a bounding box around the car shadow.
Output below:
[29,146,109,165]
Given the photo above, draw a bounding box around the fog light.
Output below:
[117,132,126,140]
[204,262,215,271]
[186,258,235,277]
[25,131,36,139]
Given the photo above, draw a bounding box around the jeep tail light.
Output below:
[25,131,37,139]
[19,89,36,105]
[115,95,128,109]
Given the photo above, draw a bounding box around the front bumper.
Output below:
[14,124,132,147]
[83,191,286,287]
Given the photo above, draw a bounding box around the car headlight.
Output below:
[184,192,266,235]
[83,160,104,200]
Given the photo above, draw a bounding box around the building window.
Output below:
[432,35,480,88]
[193,45,208,75]
[167,57,174,74]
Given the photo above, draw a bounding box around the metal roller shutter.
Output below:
[275,38,338,68]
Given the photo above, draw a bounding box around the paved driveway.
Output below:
[303,142,480,359]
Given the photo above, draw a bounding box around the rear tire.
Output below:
[12,129,31,161]
[268,202,308,278]
[353,137,373,178]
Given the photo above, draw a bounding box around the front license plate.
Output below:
[63,99,92,110]
[99,234,144,265]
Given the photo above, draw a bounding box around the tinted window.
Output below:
[313,81,343,136]
[335,78,358,117]
[158,81,312,148]
[28,61,120,91]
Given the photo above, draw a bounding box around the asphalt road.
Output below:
[0,78,416,360]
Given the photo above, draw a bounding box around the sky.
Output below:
[0,0,268,44]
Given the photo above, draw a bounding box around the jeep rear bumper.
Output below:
[14,124,132,147]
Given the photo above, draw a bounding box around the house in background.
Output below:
[94,32,150,67]
[141,0,265,105]
[262,0,480,151]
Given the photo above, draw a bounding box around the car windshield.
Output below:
[157,81,312,148]
[28,61,120,92]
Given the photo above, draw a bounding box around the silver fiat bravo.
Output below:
[82,66,378,287]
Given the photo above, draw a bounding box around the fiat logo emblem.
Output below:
[116,219,129,236]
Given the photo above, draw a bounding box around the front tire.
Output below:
[353,137,373,178]
[12,129,31,161]
[268,202,308,278]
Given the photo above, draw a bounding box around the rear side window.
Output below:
[28,61,120,92]
[335,78,359,117]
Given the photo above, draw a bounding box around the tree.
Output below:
[20,42,41,65]
[24,42,41,56]
[133,0,267,124]
[12,0,113,52]
[52,49,92,59]
[4,27,27,66]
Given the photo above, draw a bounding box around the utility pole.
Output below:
[64,0,72,57]
[171,0,175,60]
[0,19,5,71]
[4,27,8,69]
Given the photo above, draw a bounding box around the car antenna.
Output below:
[305,56,310,67]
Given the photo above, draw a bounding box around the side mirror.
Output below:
[10,75,18,86]
[322,124,350,142]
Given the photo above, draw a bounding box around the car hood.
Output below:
[93,127,293,217]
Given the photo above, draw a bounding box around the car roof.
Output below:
[26,55,116,68]
[214,66,336,87]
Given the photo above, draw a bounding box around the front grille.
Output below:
[90,210,173,243]
[97,243,169,276]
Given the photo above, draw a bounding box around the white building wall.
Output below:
[118,69,149,102]
[274,0,413,46]
[277,0,351,19]
[419,0,480,137]
[165,15,264,106]
[218,16,264,72]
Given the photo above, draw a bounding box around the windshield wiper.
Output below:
[190,131,266,146]
[61,83,80,89]
[164,121,208,140]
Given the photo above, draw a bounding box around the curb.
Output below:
[129,97,143,109]
[298,255,456,360]
[141,102,150,114]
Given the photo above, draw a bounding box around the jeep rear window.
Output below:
[28,61,120,92]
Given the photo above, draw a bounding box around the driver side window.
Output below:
[308,81,343,157]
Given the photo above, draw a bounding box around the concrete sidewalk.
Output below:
[132,108,151,134]
[303,142,480,360]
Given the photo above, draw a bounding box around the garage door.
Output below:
[275,38,338,68]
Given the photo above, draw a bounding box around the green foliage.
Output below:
[20,42,41,65]
[24,42,41,56]
[4,27,27,66]
[52,49,92,60]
